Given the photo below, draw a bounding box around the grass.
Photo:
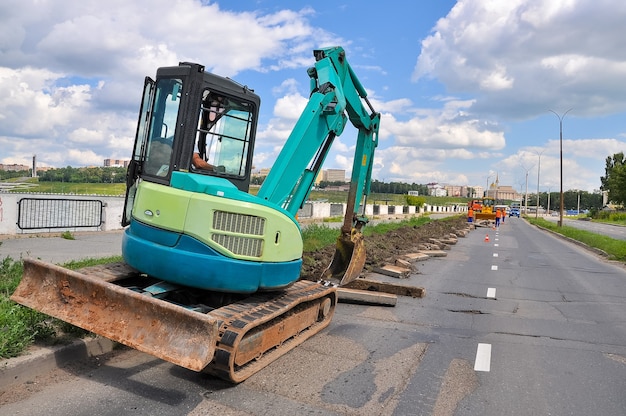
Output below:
[0,255,123,359]
[301,215,434,252]
[593,211,626,226]
[61,231,75,240]
[526,217,626,261]
[8,180,126,195]
[16,179,469,210]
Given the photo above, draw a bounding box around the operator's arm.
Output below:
[192,152,215,171]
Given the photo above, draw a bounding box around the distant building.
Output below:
[323,169,347,183]
[444,185,469,197]
[472,186,484,198]
[0,163,30,172]
[104,159,130,168]
[489,185,520,201]
[427,183,447,197]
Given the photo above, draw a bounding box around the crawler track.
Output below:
[14,260,336,384]
[206,280,337,382]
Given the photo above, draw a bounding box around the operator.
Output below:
[192,152,216,171]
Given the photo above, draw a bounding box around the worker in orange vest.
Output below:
[495,208,502,227]
[468,207,474,223]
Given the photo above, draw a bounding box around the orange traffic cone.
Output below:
[484,234,490,242]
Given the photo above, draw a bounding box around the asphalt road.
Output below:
[542,215,626,241]
[3,218,626,415]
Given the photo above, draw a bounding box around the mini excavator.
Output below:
[12,46,379,383]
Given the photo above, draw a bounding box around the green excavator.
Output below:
[12,46,380,383]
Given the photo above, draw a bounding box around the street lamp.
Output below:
[533,149,545,218]
[521,163,534,215]
[549,108,572,227]
[485,174,493,198]
[547,187,551,216]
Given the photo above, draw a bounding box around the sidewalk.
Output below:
[0,230,124,263]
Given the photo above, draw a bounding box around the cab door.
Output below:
[122,77,155,227]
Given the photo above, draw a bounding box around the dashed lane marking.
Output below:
[487,287,496,298]
[491,265,498,271]
[474,343,492,372]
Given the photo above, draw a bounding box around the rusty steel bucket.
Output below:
[321,227,366,286]
[321,178,369,286]
[11,258,218,372]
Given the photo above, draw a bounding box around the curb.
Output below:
[0,336,115,390]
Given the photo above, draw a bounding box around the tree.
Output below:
[600,152,626,206]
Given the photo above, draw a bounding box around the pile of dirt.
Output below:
[300,216,469,281]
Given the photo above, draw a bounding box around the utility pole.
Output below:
[534,149,545,218]
[520,162,534,215]
[549,109,572,226]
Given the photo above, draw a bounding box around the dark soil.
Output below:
[299,216,469,281]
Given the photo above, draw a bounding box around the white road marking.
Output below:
[491,265,498,271]
[493,253,498,257]
[494,243,499,247]
[474,343,492,372]
[487,287,496,298]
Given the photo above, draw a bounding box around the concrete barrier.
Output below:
[0,191,461,236]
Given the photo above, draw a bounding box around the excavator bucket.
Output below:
[321,227,366,286]
[11,259,218,372]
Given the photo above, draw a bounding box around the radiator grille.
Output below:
[213,211,265,235]
[212,234,263,257]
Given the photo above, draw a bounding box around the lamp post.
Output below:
[521,163,533,215]
[547,187,551,216]
[549,109,572,227]
[525,170,529,214]
[533,149,545,218]
[485,174,493,198]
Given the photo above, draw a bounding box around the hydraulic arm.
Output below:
[257,47,380,284]
[257,46,380,219]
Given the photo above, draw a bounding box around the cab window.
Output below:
[193,89,254,177]
[143,78,182,177]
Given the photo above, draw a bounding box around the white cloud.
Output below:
[0,0,339,168]
[413,0,626,119]
[381,100,505,151]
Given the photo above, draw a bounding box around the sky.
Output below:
[1,0,625,194]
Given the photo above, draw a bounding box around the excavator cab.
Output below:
[118,64,310,294]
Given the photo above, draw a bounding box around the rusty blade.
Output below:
[321,228,366,286]
[11,258,218,372]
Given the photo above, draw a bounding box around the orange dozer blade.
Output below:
[474,213,496,221]
[321,228,366,286]
[11,258,218,372]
